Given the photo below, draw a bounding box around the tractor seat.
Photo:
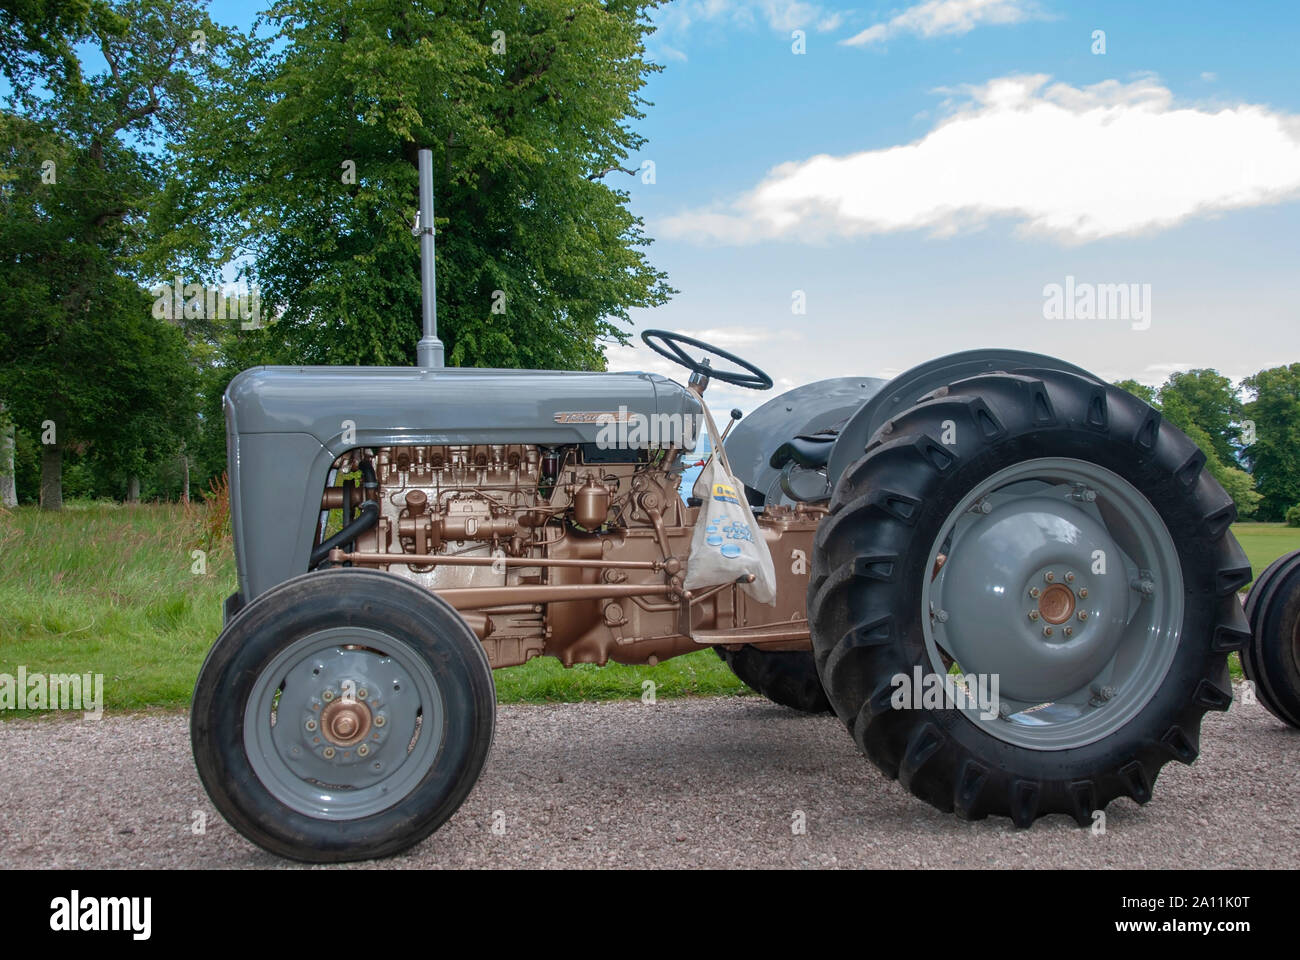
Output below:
[769,434,835,471]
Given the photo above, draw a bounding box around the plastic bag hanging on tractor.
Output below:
[685,405,777,605]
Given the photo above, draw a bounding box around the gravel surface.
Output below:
[1,688,1296,869]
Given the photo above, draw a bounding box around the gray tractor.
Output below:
[191,332,1253,861]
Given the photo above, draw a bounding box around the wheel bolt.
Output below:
[374,715,386,727]
[358,744,369,757]
[357,688,368,700]
[1029,587,1041,599]
[1028,610,1040,621]
[305,719,317,731]
[323,747,335,759]
[1065,571,1075,582]
[322,690,335,702]
[1064,626,1073,637]
[1043,626,1053,637]
[1044,572,1055,583]
[1078,610,1088,621]
[1078,587,1088,599]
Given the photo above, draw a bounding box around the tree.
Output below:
[1158,369,1244,466]
[0,0,94,88]
[156,0,672,372]
[1243,364,1300,522]
[0,0,221,506]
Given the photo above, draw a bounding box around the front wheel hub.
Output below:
[321,698,372,747]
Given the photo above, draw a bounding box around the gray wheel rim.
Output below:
[243,626,445,820]
[920,457,1184,750]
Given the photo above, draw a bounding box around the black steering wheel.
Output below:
[640,329,773,390]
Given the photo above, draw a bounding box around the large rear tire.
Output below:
[808,367,1252,826]
[716,645,832,713]
[191,568,496,862]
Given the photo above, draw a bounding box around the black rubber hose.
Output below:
[310,500,380,569]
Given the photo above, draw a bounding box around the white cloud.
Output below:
[660,75,1300,245]
[841,0,1044,46]
[656,0,845,37]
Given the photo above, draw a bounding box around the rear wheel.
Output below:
[808,368,1252,825]
[716,645,831,713]
[191,568,495,862]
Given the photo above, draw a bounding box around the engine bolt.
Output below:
[323,747,335,759]
[374,715,386,727]
[1045,571,1055,583]
[1028,610,1040,621]
[1043,626,1054,637]
[1078,587,1089,599]
[1078,610,1089,622]
[358,744,370,757]
[1065,571,1075,583]
[322,690,335,702]
[305,719,317,731]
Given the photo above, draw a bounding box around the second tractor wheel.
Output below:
[716,645,832,713]
[808,367,1252,826]
[1242,549,1300,727]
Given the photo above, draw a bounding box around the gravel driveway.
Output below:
[1,688,1296,869]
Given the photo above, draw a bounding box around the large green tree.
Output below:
[156,0,672,372]
[1243,364,1300,521]
[0,0,220,506]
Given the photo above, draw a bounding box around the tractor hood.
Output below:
[225,365,703,451]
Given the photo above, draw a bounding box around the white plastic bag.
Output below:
[683,403,777,605]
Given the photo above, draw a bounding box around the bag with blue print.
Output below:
[684,402,777,605]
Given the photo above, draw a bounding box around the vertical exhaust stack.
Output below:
[415,147,445,368]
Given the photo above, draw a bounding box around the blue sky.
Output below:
[192,2,1299,413]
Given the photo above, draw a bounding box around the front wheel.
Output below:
[191,568,496,862]
[808,368,1252,826]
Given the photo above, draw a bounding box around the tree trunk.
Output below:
[40,444,62,511]
[0,408,16,508]
[127,474,140,503]
[181,451,190,505]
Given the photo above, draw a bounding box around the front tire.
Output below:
[191,568,496,862]
[808,368,1252,826]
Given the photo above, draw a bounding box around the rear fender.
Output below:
[825,349,1103,486]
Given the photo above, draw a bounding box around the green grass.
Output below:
[0,502,745,714]
[2,504,1296,715]
[1228,522,1300,590]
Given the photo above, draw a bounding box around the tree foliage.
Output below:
[1243,364,1300,522]
[156,0,672,371]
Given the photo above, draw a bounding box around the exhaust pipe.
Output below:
[415,147,445,369]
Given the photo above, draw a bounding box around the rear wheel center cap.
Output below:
[1038,583,1076,624]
